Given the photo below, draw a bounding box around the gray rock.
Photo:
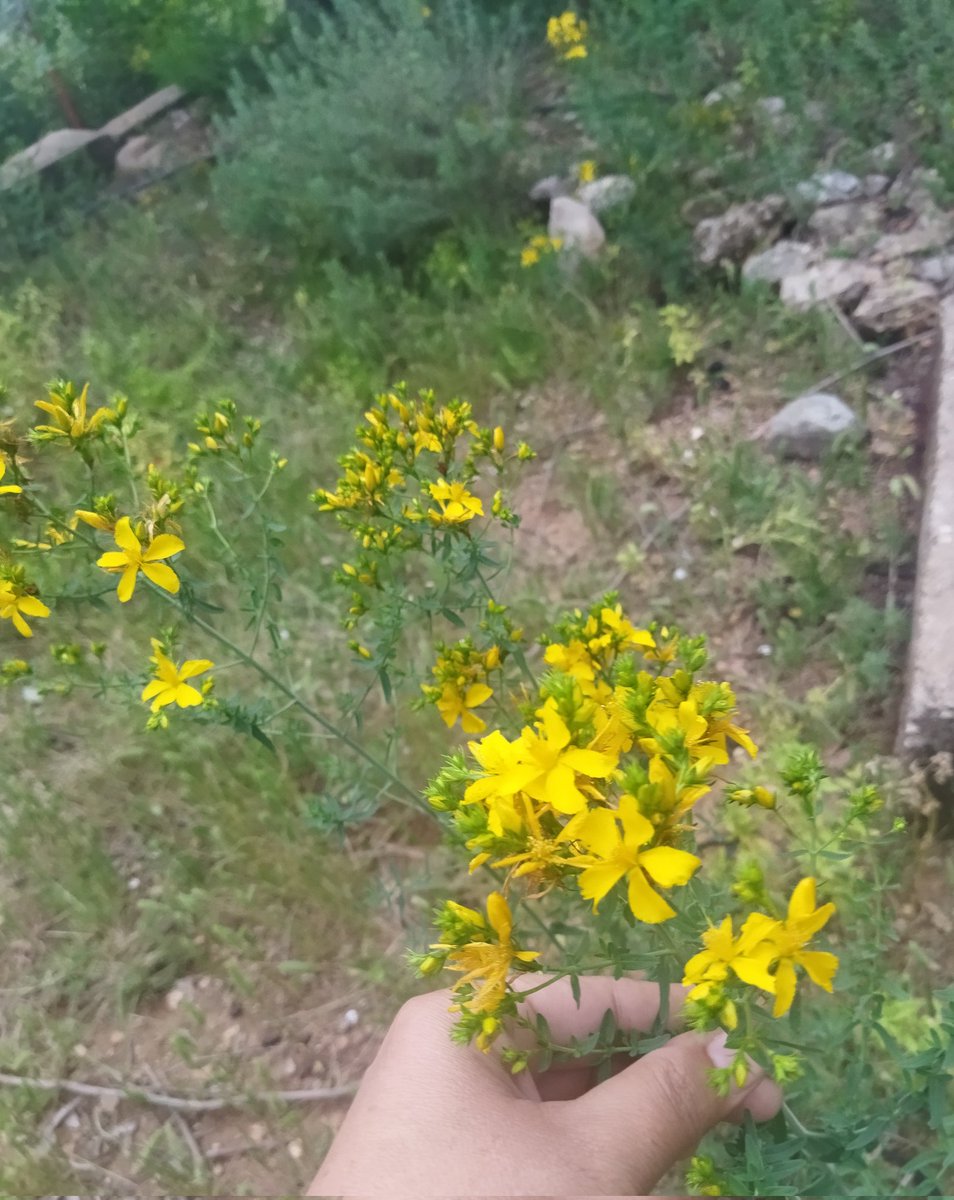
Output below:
[796,170,864,206]
[914,254,954,288]
[762,393,863,459]
[114,134,166,177]
[0,128,101,190]
[755,96,787,118]
[807,200,884,253]
[887,167,940,210]
[529,174,569,202]
[694,194,788,266]
[868,141,898,170]
[852,277,938,336]
[99,85,186,141]
[577,174,636,213]
[780,259,880,311]
[872,205,954,261]
[548,196,606,260]
[863,173,891,198]
[703,81,743,107]
[742,239,818,285]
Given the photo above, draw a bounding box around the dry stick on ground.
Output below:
[0,1070,358,1113]
[802,331,934,396]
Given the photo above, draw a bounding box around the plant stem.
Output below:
[163,595,423,810]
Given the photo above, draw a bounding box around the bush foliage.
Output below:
[213,0,533,264]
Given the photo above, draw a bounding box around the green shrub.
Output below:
[565,0,954,283]
[213,0,533,265]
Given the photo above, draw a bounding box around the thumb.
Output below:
[567,1029,783,1194]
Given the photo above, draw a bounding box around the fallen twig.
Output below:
[802,331,934,397]
[0,1069,357,1113]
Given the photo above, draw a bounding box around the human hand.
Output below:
[308,976,782,1197]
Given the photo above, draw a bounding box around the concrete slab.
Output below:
[99,85,186,140]
[898,295,954,756]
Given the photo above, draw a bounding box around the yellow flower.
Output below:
[34,382,113,443]
[546,10,588,60]
[578,159,597,183]
[0,584,50,638]
[436,680,494,734]
[492,795,572,881]
[640,694,729,769]
[570,793,700,922]
[141,643,214,712]
[427,480,484,524]
[0,458,22,496]
[767,878,838,1017]
[96,516,184,603]
[440,892,539,1015]
[544,639,597,682]
[462,704,614,827]
[682,914,780,1000]
[521,245,541,267]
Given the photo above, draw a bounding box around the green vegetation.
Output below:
[0,0,950,1193]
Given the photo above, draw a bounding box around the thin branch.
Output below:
[801,331,934,397]
[0,1069,358,1113]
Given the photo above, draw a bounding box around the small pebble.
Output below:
[341,1007,360,1030]
[127,877,141,891]
[690,425,705,441]
[20,685,42,705]
[288,1138,304,1161]
[757,643,773,657]
[672,566,689,582]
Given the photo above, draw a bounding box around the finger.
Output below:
[514,974,689,1047]
[565,1029,783,1194]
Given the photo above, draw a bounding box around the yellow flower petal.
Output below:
[638,845,701,888]
[10,609,32,637]
[174,683,204,708]
[772,959,798,1017]
[578,862,627,909]
[796,949,838,992]
[113,516,140,554]
[141,561,180,594]
[97,551,129,569]
[117,564,139,603]
[178,658,214,680]
[141,678,167,702]
[627,868,677,923]
[143,533,185,562]
[16,595,50,618]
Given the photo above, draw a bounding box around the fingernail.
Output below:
[706,1028,735,1069]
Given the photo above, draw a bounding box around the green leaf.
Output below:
[249,721,276,753]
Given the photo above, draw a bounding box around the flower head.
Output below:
[571,794,700,922]
[96,516,184,602]
[427,480,483,524]
[141,642,214,712]
[547,10,588,59]
[0,583,50,638]
[436,680,493,733]
[767,877,838,1016]
[34,382,113,444]
[436,891,539,1016]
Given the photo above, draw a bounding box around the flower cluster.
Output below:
[314,385,529,638]
[0,383,218,732]
[422,639,501,733]
[520,234,564,267]
[683,877,838,1021]
[420,596,840,1050]
[546,10,588,59]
